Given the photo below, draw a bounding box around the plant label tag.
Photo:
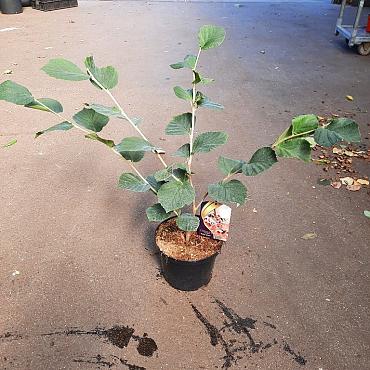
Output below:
[198,201,232,241]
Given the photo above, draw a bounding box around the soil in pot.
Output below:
[155,218,223,291]
[155,217,222,262]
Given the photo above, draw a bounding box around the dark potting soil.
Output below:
[155,218,223,261]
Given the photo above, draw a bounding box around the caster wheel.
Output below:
[357,42,370,56]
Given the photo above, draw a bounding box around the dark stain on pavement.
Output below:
[41,325,157,357]
[192,299,307,368]
[73,354,115,368]
[120,358,146,370]
[1,325,156,369]
[282,340,307,365]
[134,333,158,357]
[0,332,22,342]
[72,355,147,369]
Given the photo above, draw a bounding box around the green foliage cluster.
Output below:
[0,25,361,232]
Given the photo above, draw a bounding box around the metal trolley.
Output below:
[335,0,370,55]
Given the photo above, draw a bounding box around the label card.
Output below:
[198,201,232,241]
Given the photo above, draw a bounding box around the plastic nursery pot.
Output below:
[155,217,223,291]
[1,0,23,13]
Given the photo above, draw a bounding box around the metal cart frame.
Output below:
[335,0,370,55]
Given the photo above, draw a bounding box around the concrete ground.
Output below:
[1,1,369,369]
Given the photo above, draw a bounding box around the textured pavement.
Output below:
[0,1,369,369]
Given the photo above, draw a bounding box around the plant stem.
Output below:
[33,99,157,194]
[272,129,316,148]
[86,68,182,183]
[188,48,202,215]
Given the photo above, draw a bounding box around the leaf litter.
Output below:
[312,121,369,193]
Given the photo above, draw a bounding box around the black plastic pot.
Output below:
[1,0,23,13]
[160,252,218,291]
[21,0,31,7]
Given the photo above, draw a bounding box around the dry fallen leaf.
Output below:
[357,179,369,186]
[343,150,355,157]
[340,177,354,186]
[333,147,343,155]
[346,95,353,101]
[346,182,361,191]
[252,208,257,213]
[364,210,370,219]
[302,232,317,240]
[3,69,12,75]
[331,181,342,189]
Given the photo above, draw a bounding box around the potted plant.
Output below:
[0,25,361,291]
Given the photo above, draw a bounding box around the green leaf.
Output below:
[193,72,214,85]
[87,103,121,117]
[173,143,190,158]
[274,125,292,146]
[364,210,370,219]
[218,156,245,176]
[115,137,160,152]
[176,213,200,232]
[154,167,173,182]
[154,163,189,182]
[208,180,247,205]
[184,55,197,69]
[198,25,226,50]
[165,113,192,136]
[327,118,360,143]
[35,121,73,138]
[170,62,184,69]
[170,54,197,70]
[314,118,360,147]
[193,131,228,153]
[42,59,89,81]
[118,173,150,192]
[314,127,342,147]
[275,138,311,162]
[146,204,173,222]
[174,86,192,101]
[146,176,164,192]
[157,180,195,212]
[85,56,118,90]
[196,92,223,110]
[0,80,34,105]
[119,150,145,163]
[85,133,115,148]
[73,108,109,132]
[292,114,319,135]
[242,147,277,176]
[2,139,17,148]
[25,98,63,113]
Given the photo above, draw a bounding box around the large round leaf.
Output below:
[42,59,89,81]
[208,180,247,205]
[73,108,109,132]
[85,56,118,90]
[176,213,200,232]
[118,173,151,192]
[0,80,34,105]
[26,98,63,113]
[242,147,277,176]
[198,25,226,50]
[157,180,195,213]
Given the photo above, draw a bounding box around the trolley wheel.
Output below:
[357,42,370,56]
